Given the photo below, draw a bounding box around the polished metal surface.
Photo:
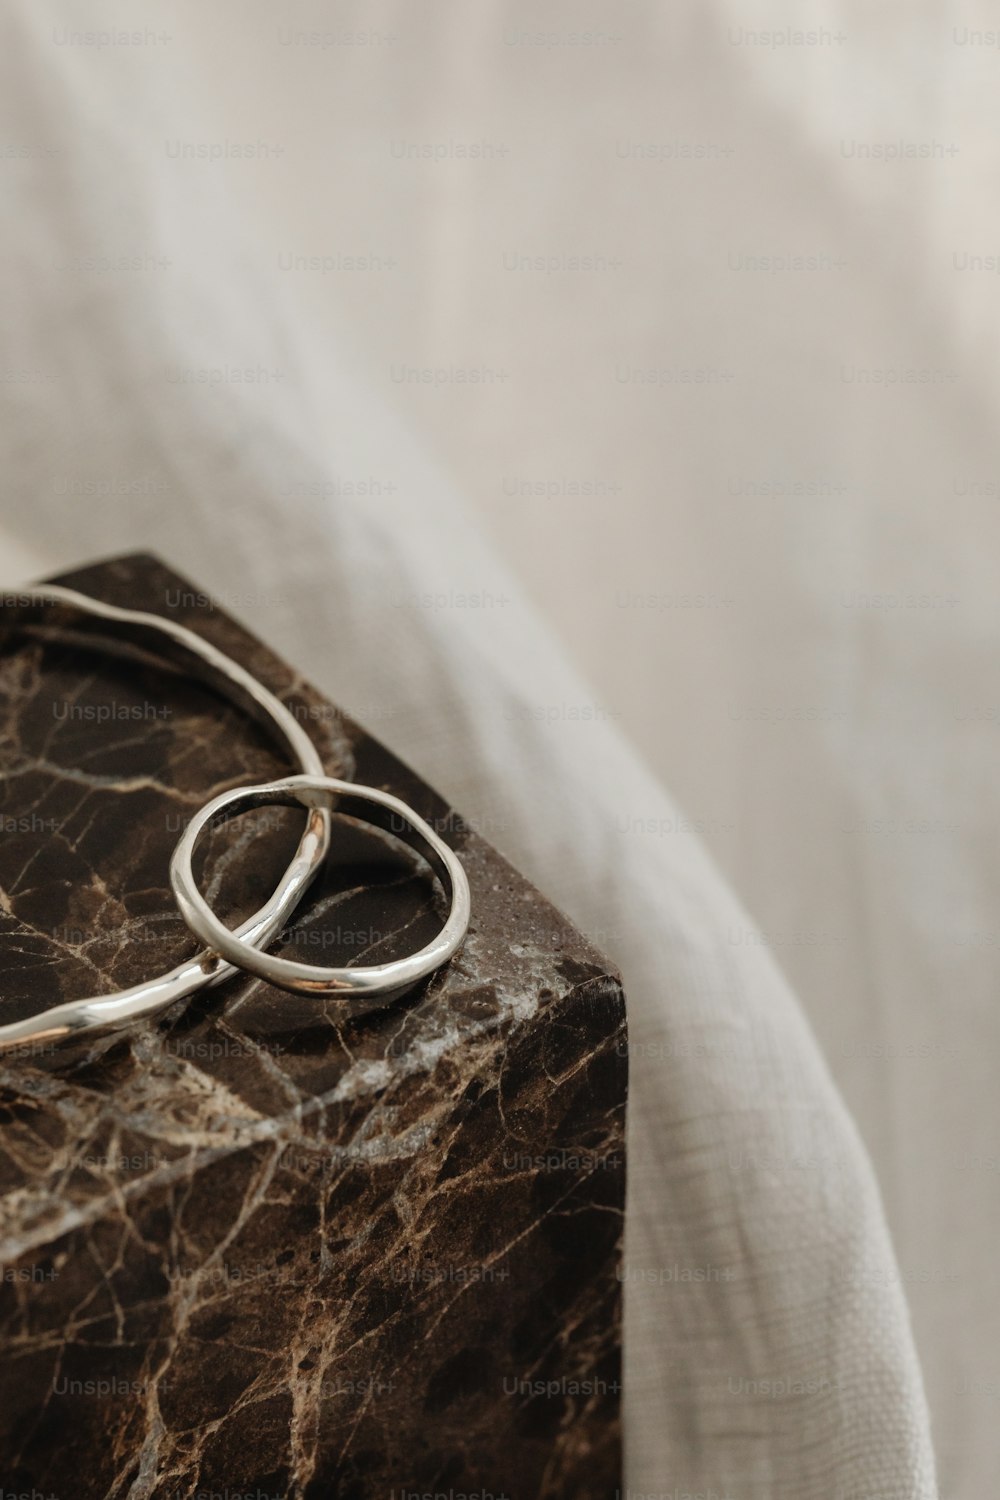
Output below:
[171,773,471,999]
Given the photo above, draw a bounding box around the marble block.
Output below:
[0,553,627,1500]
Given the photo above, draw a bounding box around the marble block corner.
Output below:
[0,552,627,1500]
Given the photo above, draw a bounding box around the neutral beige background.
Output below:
[3,1,998,1492]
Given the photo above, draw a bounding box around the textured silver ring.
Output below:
[0,586,331,1056]
[170,773,471,999]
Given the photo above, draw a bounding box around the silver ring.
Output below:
[0,586,332,1056]
[170,774,471,999]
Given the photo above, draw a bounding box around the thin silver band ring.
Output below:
[0,586,332,1056]
[170,774,471,999]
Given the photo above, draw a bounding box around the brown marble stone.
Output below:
[0,554,627,1499]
